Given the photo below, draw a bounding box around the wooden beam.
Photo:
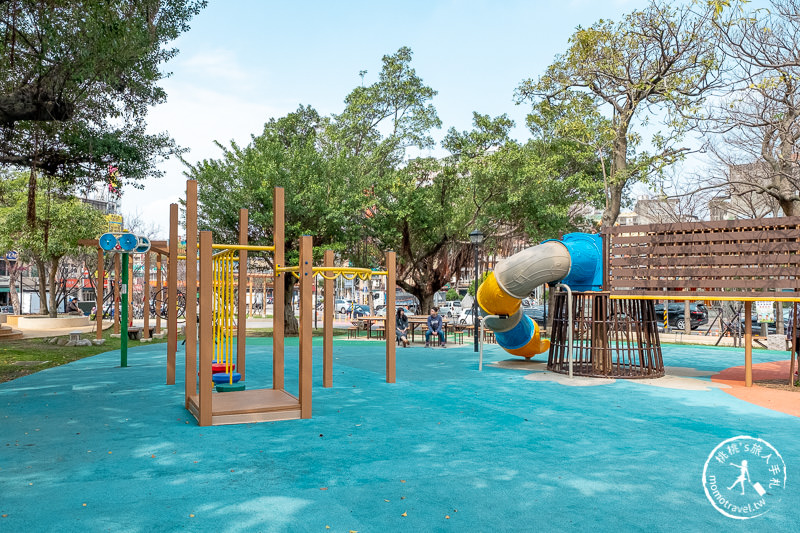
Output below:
[237,208,248,379]
[273,187,285,390]
[199,230,213,426]
[323,249,333,388]
[299,235,313,418]
[185,180,198,402]
[155,254,162,333]
[745,300,753,387]
[113,254,120,334]
[386,251,396,383]
[143,251,150,340]
[167,203,178,385]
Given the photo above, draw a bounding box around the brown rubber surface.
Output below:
[711,360,800,418]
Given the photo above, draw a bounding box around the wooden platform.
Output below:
[186,388,301,426]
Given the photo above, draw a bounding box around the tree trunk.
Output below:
[601,117,630,229]
[7,260,20,314]
[35,258,48,315]
[27,165,37,228]
[48,258,59,318]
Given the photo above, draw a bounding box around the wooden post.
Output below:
[96,248,104,340]
[113,254,120,334]
[323,249,333,387]
[273,187,285,390]
[299,235,313,418]
[745,300,753,387]
[198,230,213,426]
[143,252,151,340]
[186,180,198,402]
[156,254,162,333]
[167,203,178,385]
[237,208,248,379]
[386,251,396,383]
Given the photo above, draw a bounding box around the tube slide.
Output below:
[476,233,603,358]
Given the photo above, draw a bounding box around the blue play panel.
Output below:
[1,338,797,531]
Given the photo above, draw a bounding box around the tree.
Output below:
[188,106,372,333]
[0,172,106,317]
[0,0,205,224]
[517,0,722,228]
[705,0,800,216]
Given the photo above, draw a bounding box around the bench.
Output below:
[127,325,156,341]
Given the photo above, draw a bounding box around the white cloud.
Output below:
[122,55,291,238]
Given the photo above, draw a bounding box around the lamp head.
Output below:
[469,229,484,245]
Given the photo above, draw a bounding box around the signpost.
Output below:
[98,231,150,367]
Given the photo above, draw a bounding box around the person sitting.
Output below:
[66,297,83,315]
[425,307,446,348]
[396,307,409,347]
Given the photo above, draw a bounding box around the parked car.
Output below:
[350,304,370,318]
[376,306,410,317]
[398,302,419,315]
[335,299,351,314]
[653,303,709,330]
[0,305,13,314]
[438,301,462,318]
[458,308,480,326]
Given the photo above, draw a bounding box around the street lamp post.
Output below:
[469,229,484,352]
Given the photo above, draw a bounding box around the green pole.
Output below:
[121,253,129,367]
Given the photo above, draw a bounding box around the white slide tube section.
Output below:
[493,241,572,299]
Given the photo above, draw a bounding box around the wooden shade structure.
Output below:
[607,217,800,386]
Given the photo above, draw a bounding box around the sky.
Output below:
[129,0,651,237]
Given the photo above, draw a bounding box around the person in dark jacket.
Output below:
[396,308,409,347]
[66,297,82,315]
[425,307,446,348]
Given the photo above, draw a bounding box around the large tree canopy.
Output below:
[0,0,204,222]
[517,0,722,228]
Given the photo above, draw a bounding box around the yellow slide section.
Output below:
[476,241,571,358]
[477,273,550,358]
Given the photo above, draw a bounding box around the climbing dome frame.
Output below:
[547,292,664,378]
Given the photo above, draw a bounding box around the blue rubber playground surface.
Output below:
[1,337,798,531]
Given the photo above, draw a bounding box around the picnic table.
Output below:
[361,316,386,340]
[408,315,453,344]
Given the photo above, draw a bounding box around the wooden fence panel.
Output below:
[608,217,800,300]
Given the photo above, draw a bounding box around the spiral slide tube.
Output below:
[476,233,603,358]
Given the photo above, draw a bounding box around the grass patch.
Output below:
[0,329,173,383]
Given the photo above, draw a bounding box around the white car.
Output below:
[458,307,477,326]
[335,299,351,314]
[439,301,463,318]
